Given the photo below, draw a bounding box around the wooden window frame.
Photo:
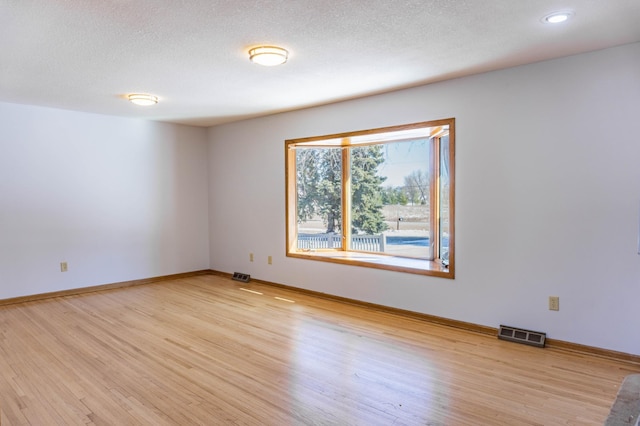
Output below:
[285,118,455,278]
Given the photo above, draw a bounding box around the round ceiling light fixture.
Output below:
[542,11,573,24]
[249,46,288,66]
[128,93,159,106]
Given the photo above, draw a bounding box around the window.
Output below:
[285,118,454,278]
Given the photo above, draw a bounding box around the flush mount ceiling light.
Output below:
[542,11,573,24]
[249,46,288,66]
[128,93,158,106]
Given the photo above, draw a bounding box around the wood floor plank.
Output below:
[0,274,637,425]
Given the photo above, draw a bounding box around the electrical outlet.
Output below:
[549,296,559,311]
[268,255,272,265]
[249,253,254,262]
[60,262,68,272]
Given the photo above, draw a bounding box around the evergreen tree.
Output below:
[382,186,408,206]
[296,149,320,223]
[296,148,342,233]
[296,146,387,235]
[317,149,342,233]
[350,146,387,234]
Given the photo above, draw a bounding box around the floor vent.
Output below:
[498,325,546,348]
[232,272,251,283]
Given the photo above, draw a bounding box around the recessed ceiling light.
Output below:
[249,46,288,66]
[542,11,573,24]
[128,93,158,106]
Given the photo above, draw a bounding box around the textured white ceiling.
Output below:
[1,1,639,127]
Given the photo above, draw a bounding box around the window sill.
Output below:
[287,250,453,278]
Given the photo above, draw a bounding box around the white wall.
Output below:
[208,42,640,355]
[0,103,210,299]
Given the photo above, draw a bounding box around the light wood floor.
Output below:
[0,275,637,425]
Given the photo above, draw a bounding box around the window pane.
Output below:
[296,148,343,250]
[439,136,450,264]
[350,139,431,259]
[349,145,387,253]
